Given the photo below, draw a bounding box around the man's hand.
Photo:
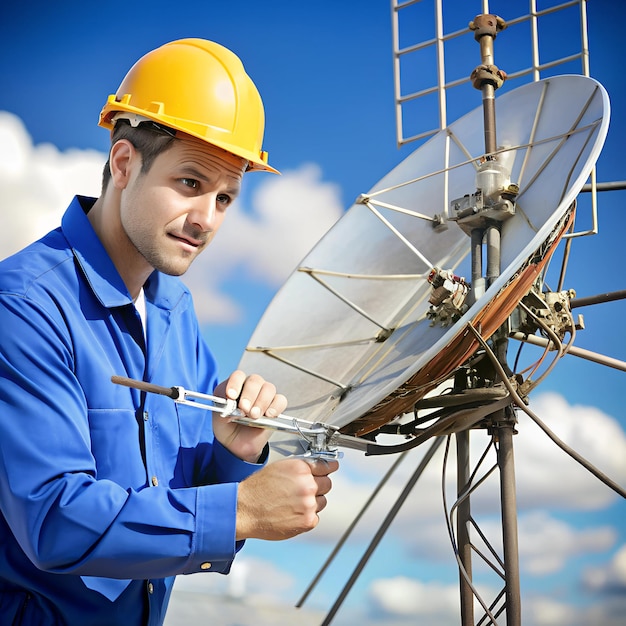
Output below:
[212,370,287,463]
[235,458,339,541]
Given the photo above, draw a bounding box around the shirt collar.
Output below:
[62,196,187,311]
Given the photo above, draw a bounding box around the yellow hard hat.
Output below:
[99,38,277,173]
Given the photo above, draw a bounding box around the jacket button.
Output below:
[200,562,212,570]
[147,581,154,594]
[151,476,159,487]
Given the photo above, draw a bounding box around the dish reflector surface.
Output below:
[239,76,609,438]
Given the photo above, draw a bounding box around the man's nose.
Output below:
[187,196,217,232]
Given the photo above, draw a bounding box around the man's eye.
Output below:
[217,194,232,205]
[181,178,199,189]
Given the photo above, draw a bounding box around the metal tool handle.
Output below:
[111,375,181,399]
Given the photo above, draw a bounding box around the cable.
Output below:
[442,435,500,625]
[515,299,575,389]
[467,324,626,500]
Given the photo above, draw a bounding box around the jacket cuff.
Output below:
[183,482,239,574]
[211,438,269,484]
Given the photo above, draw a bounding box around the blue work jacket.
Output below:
[0,196,266,625]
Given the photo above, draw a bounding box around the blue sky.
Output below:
[1,1,625,625]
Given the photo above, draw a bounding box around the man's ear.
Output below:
[108,140,137,190]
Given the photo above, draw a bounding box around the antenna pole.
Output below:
[456,429,474,624]
[455,15,522,626]
[494,409,522,625]
[469,14,507,156]
[469,12,508,292]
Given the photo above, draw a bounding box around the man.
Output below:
[0,38,338,625]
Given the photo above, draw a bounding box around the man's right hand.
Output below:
[235,457,339,541]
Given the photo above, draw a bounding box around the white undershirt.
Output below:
[134,288,147,338]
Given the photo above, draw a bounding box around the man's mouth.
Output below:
[169,233,204,249]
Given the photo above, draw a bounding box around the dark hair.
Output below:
[100,120,177,193]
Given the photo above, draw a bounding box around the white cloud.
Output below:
[232,163,343,285]
[474,510,617,576]
[584,542,626,593]
[172,556,297,602]
[518,512,616,575]
[0,111,344,326]
[0,111,105,257]
[514,392,626,511]
[183,164,343,324]
[366,577,462,623]
[523,596,579,626]
[362,562,626,626]
[524,592,626,626]
[165,556,328,626]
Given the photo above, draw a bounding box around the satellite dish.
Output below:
[239,75,609,445]
[234,7,623,626]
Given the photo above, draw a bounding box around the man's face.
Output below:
[118,135,246,277]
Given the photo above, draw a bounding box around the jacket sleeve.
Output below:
[0,290,256,592]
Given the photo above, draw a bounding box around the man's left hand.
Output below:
[212,370,287,463]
